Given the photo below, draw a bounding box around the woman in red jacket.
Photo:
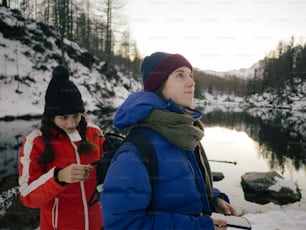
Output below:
[18,65,104,230]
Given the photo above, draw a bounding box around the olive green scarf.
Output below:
[140,109,203,151]
[140,109,214,206]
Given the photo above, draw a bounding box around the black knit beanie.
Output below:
[43,65,85,118]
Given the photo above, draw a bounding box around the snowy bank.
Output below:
[243,210,306,230]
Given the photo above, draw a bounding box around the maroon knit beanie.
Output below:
[141,52,192,92]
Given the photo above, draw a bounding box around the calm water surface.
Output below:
[202,126,306,215]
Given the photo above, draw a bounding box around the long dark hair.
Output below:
[37,115,97,164]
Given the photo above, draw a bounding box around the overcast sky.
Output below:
[124,0,306,71]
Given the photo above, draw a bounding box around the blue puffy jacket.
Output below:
[101,92,228,229]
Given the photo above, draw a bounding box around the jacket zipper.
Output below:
[71,141,89,230]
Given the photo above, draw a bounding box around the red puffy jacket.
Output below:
[18,123,104,230]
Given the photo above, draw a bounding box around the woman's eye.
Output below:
[73,113,80,119]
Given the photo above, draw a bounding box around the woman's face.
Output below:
[161,66,195,108]
[54,113,82,134]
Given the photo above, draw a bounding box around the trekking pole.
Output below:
[209,159,237,165]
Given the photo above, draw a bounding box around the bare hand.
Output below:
[213,218,227,229]
[57,163,93,183]
[215,198,237,216]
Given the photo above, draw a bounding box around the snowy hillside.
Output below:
[0,7,141,118]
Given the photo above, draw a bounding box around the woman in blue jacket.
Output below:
[101,52,237,229]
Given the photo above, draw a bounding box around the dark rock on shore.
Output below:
[241,171,301,205]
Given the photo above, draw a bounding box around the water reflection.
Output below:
[202,110,306,171]
[202,126,306,214]
[199,109,306,213]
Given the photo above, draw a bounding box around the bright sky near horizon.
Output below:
[124,0,306,72]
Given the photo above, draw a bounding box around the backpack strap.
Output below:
[88,133,126,207]
[124,128,157,212]
[88,128,158,210]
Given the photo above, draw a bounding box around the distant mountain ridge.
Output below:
[203,60,265,79]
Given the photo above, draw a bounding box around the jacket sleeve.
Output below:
[213,188,230,205]
[18,130,66,208]
[101,150,215,230]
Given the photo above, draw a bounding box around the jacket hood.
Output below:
[113,91,202,130]
[113,92,167,129]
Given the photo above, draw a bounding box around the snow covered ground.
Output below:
[242,210,306,230]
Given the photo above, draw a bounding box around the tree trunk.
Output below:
[2,0,8,8]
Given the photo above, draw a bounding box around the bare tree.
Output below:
[95,0,126,73]
[2,0,9,7]
[118,30,130,59]
[104,0,112,71]
[56,0,68,64]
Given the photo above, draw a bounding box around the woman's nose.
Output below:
[187,76,195,86]
[67,117,77,127]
